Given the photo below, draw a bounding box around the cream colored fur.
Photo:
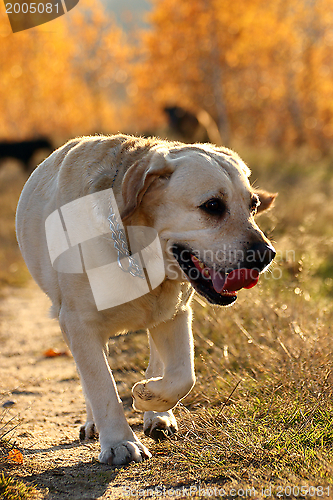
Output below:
[16,134,274,465]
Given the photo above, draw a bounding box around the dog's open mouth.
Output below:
[172,245,260,306]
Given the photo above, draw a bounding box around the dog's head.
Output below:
[120,140,276,306]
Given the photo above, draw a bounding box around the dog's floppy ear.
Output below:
[121,149,173,221]
[255,190,277,214]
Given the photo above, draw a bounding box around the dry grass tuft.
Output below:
[0,473,39,500]
[0,407,39,500]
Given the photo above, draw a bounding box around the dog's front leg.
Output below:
[132,307,195,412]
[143,332,178,441]
[60,310,151,465]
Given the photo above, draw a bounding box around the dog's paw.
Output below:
[79,421,98,441]
[98,440,152,466]
[132,374,194,412]
[144,410,178,441]
[132,379,174,412]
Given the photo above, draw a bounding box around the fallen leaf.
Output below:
[43,348,69,358]
[8,449,23,464]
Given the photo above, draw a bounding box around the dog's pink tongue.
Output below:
[211,270,226,293]
[223,268,260,292]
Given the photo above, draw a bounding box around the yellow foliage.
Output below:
[0,0,131,142]
[1,0,333,150]
[131,0,333,151]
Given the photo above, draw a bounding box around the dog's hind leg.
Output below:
[132,308,196,413]
[143,332,178,441]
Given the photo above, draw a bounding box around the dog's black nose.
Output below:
[246,242,276,271]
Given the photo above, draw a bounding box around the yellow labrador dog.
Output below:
[16,135,275,465]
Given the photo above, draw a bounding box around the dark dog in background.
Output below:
[164,106,222,146]
[0,138,53,173]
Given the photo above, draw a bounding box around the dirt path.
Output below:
[0,281,155,499]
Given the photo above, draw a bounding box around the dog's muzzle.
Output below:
[242,242,276,273]
[172,242,276,307]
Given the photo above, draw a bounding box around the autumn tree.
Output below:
[131,0,333,151]
[0,0,131,142]
[1,0,333,152]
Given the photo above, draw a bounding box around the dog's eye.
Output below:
[250,194,260,215]
[200,198,226,216]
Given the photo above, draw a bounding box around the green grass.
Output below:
[171,385,333,482]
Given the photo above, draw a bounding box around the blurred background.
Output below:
[1,0,333,151]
